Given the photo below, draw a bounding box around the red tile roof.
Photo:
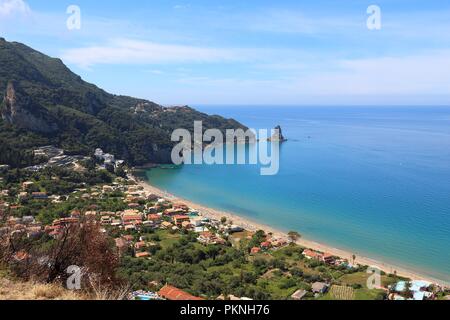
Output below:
[147,214,162,221]
[261,241,271,248]
[303,249,323,259]
[158,285,203,301]
[122,215,142,221]
[173,215,190,220]
[251,247,261,254]
[135,252,150,258]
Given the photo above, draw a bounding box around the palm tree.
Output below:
[352,254,356,265]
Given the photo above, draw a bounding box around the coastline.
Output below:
[132,173,448,287]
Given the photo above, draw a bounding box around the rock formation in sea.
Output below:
[268,125,287,142]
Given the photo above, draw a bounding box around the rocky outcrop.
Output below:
[1,81,58,133]
[268,125,287,142]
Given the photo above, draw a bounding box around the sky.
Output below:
[0,0,450,106]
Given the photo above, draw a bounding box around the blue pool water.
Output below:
[140,106,450,283]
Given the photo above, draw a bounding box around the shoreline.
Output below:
[132,173,448,287]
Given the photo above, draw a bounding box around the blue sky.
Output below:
[1,0,450,106]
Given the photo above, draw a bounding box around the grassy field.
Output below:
[155,229,182,249]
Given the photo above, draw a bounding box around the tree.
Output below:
[204,245,220,260]
[220,217,227,225]
[287,231,301,243]
[352,254,356,265]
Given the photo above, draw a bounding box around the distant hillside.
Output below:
[0,38,247,167]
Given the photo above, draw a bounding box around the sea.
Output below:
[139,106,450,284]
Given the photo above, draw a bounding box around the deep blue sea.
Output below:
[141,106,450,283]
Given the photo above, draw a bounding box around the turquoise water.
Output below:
[140,106,450,283]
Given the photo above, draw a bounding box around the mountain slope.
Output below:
[0,38,247,167]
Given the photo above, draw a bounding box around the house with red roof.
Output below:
[197,232,224,245]
[261,241,272,250]
[135,252,150,258]
[158,285,203,301]
[303,249,322,260]
[303,249,336,264]
[173,215,190,227]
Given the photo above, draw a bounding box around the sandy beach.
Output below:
[132,174,448,287]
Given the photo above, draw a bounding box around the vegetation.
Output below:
[0,38,248,168]
[117,227,381,300]
[0,164,411,300]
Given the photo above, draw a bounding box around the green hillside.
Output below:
[0,38,247,167]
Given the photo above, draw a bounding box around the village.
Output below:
[0,147,449,301]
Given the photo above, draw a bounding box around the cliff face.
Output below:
[1,82,58,133]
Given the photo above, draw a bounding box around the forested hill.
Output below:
[0,37,247,167]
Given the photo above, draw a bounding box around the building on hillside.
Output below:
[197,232,224,245]
[134,241,147,250]
[101,216,113,225]
[147,214,162,222]
[135,252,150,259]
[173,215,190,227]
[32,192,48,200]
[147,194,159,201]
[321,253,336,264]
[181,221,193,230]
[158,285,204,301]
[391,280,434,300]
[22,216,35,225]
[102,185,114,193]
[291,289,307,300]
[84,211,97,218]
[270,238,288,248]
[303,249,322,260]
[22,181,34,190]
[302,249,335,263]
[161,221,173,229]
[312,282,329,294]
[260,241,272,250]
[122,210,143,225]
[17,191,28,201]
[52,217,79,227]
[172,203,189,212]
[164,208,186,216]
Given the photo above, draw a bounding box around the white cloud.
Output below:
[61,39,244,68]
[0,0,30,17]
[148,50,450,105]
[244,9,360,35]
